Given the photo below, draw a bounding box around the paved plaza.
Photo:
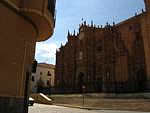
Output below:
[29,104,149,113]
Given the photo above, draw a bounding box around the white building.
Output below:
[31,63,55,93]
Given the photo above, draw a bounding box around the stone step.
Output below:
[31,93,52,105]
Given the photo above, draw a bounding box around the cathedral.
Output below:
[55,0,150,93]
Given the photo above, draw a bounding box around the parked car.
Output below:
[29,97,35,106]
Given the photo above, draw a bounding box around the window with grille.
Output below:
[47,71,51,76]
[32,76,35,82]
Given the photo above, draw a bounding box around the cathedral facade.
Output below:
[55,0,150,93]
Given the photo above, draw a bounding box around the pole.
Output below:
[82,85,85,106]
[82,92,84,106]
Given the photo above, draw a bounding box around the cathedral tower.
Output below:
[145,0,150,12]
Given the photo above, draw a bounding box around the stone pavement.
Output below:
[29,104,148,113]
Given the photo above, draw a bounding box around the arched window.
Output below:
[106,71,110,80]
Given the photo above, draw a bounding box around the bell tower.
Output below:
[144,0,150,12]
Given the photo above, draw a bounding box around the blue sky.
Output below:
[35,0,145,65]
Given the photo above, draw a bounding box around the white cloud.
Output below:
[35,42,57,64]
